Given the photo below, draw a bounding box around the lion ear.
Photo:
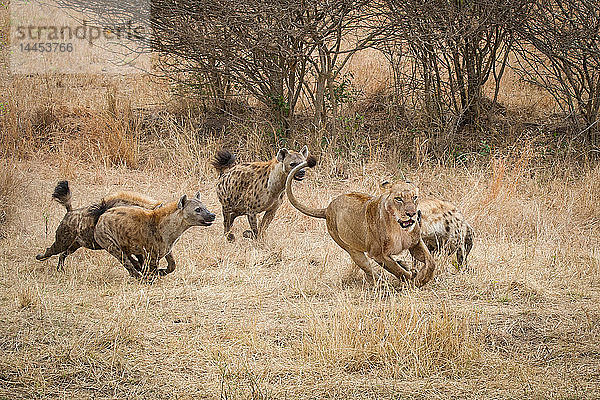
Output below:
[380,180,391,189]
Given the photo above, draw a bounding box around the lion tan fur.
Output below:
[286,163,436,287]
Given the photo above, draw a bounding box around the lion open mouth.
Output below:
[398,219,415,229]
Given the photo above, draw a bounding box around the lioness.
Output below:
[286,158,435,287]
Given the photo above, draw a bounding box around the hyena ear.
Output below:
[276,148,288,162]
[380,180,391,189]
[195,191,202,199]
[178,195,187,209]
[300,145,309,158]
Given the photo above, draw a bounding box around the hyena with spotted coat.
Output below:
[213,146,309,241]
[417,198,474,268]
[93,192,215,278]
[36,181,162,271]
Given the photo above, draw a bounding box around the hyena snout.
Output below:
[204,212,216,223]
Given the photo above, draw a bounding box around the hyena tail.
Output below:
[212,150,236,174]
[52,181,72,212]
[88,201,111,223]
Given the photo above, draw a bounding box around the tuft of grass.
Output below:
[15,284,37,309]
[212,354,273,400]
[299,288,481,378]
[0,160,24,236]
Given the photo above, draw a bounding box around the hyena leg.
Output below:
[129,254,145,273]
[56,243,81,271]
[36,237,75,262]
[243,213,258,239]
[136,255,160,277]
[37,222,77,262]
[458,226,474,269]
[159,253,176,276]
[223,209,236,242]
[132,254,144,270]
[95,229,141,278]
[456,246,465,268]
[257,205,280,238]
[103,245,142,279]
[136,256,158,279]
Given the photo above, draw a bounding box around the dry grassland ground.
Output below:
[1,9,600,396]
[1,149,599,399]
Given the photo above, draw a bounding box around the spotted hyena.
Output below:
[417,198,474,268]
[36,181,162,271]
[93,192,215,278]
[212,146,309,241]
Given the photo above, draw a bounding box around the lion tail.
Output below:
[285,155,326,219]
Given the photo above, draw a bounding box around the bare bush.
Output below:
[514,0,600,147]
[383,0,530,133]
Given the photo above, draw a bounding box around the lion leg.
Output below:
[413,242,437,271]
[243,213,258,239]
[375,255,415,282]
[410,239,436,287]
[347,250,378,283]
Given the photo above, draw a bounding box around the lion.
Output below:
[285,158,436,287]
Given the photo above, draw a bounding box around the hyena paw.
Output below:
[243,230,257,239]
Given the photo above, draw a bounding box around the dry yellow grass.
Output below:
[1,13,599,396]
[0,142,599,398]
